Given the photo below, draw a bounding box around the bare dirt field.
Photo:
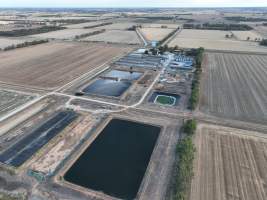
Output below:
[0,89,35,118]
[0,42,132,89]
[190,123,267,200]
[232,31,263,41]
[140,28,175,41]
[80,30,141,44]
[200,52,267,124]
[174,29,232,40]
[169,37,267,52]
[168,29,267,52]
[30,28,101,40]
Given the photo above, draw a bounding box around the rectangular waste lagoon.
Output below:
[103,70,142,80]
[64,119,160,199]
[149,91,180,106]
[0,111,78,167]
[82,79,131,97]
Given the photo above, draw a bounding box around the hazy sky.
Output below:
[1,0,267,8]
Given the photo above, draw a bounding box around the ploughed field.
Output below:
[200,52,267,124]
[168,29,267,52]
[190,124,267,200]
[0,42,132,89]
[80,30,142,45]
[31,28,103,40]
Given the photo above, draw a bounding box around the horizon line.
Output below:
[1,6,267,9]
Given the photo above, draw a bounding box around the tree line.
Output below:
[173,119,197,200]
[189,47,204,110]
[1,39,49,51]
[83,22,112,29]
[260,39,267,46]
[183,23,252,31]
[74,29,105,39]
[225,16,267,22]
[0,26,65,37]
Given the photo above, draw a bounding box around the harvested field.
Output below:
[169,37,267,52]
[168,29,267,52]
[200,52,267,124]
[80,30,141,44]
[0,89,34,118]
[232,30,263,41]
[140,28,175,41]
[31,28,101,39]
[175,29,231,40]
[191,124,267,200]
[0,42,132,89]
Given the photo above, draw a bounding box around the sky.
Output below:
[1,0,267,8]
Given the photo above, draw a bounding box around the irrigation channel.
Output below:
[64,119,160,199]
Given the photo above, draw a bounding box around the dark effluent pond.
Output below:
[82,79,131,97]
[103,70,142,81]
[64,119,160,199]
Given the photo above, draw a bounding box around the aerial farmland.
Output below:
[191,124,267,200]
[80,29,142,44]
[0,42,132,89]
[139,27,176,41]
[200,52,267,124]
[0,37,35,50]
[168,29,267,52]
[30,28,103,40]
[0,6,267,200]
